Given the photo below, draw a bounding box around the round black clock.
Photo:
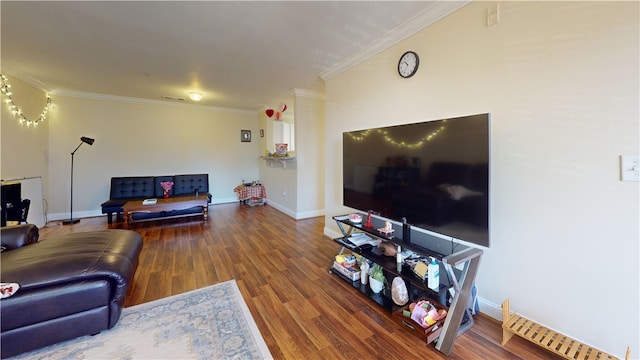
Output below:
[398,51,419,78]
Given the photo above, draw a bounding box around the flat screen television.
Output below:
[343,113,490,247]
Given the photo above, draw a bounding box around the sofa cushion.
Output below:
[174,174,209,196]
[1,280,110,331]
[109,176,155,200]
[0,228,142,358]
[1,230,142,309]
[0,224,39,250]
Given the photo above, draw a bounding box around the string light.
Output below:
[0,74,52,126]
[347,120,446,148]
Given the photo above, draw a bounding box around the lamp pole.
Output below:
[63,137,94,225]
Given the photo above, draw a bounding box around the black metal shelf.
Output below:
[329,213,483,355]
[332,214,453,260]
[331,237,450,302]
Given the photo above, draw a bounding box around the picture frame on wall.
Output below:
[241,130,251,142]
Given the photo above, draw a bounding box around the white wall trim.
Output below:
[50,89,256,114]
[265,201,296,219]
[292,88,325,100]
[295,209,325,220]
[319,1,470,80]
[478,297,502,321]
[1,63,53,92]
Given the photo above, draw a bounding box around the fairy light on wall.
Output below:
[347,120,446,148]
[0,74,52,126]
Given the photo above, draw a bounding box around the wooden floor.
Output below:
[38,203,560,359]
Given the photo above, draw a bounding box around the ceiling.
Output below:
[1,1,467,111]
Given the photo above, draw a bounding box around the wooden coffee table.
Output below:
[122,196,208,225]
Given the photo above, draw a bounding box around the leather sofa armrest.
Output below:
[0,224,39,251]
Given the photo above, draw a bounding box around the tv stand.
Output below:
[329,213,483,355]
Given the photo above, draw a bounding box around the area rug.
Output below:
[13,280,273,359]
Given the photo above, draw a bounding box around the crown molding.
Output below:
[0,62,54,93]
[292,88,325,100]
[50,89,256,114]
[319,1,470,81]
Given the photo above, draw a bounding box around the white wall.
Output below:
[45,93,259,219]
[259,107,298,216]
[0,75,49,191]
[294,91,325,219]
[258,90,326,219]
[324,2,638,357]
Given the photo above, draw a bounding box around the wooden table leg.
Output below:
[203,205,208,221]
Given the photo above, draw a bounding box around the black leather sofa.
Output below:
[101,173,212,224]
[0,224,143,358]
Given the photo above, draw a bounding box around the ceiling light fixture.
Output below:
[189,92,203,102]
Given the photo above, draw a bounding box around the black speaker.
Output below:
[1,183,21,226]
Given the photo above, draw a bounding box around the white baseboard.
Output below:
[294,209,325,219]
[47,209,104,222]
[212,197,240,205]
[477,297,502,321]
[265,201,296,218]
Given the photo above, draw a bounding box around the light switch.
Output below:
[620,155,640,182]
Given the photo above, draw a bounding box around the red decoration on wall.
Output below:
[266,103,287,121]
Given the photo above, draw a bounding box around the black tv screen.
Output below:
[343,113,490,247]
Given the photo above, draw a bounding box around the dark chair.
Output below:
[19,199,30,224]
[2,198,30,225]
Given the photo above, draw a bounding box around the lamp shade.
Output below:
[80,137,95,145]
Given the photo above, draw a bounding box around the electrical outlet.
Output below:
[620,155,640,181]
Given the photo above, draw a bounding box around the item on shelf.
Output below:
[391,277,408,306]
[347,233,380,248]
[410,300,448,328]
[275,143,288,156]
[334,253,356,265]
[348,213,362,223]
[377,221,394,235]
[412,261,428,280]
[332,261,360,281]
[369,276,384,293]
[364,211,373,228]
[378,241,398,257]
[428,257,440,290]
[360,261,369,285]
[393,298,448,345]
[369,264,385,293]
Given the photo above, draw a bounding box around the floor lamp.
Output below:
[62,136,95,225]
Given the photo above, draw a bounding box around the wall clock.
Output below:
[398,51,419,78]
